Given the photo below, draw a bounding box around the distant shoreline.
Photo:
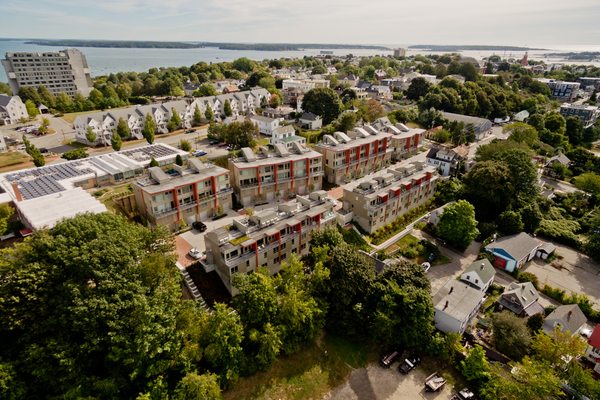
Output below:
[22,39,390,51]
[409,45,546,51]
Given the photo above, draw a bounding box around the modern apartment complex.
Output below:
[281,78,330,91]
[0,143,187,230]
[372,117,425,161]
[315,126,393,185]
[228,143,323,207]
[2,49,93,97]
[204,191,336,294]
[340,162,438,233]
[560,103,599,127]
[133,158,232,231]
[74,88,270,145]
[537,78,581,102]
[0,94,28,125]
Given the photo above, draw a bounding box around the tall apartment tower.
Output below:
[2,49,93,97]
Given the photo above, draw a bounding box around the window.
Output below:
[230,266,239,274]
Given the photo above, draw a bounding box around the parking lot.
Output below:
[326,363,454,400]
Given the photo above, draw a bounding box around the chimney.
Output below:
[11,182,22,202]
[567,310,572,321]
[481,262,485,270]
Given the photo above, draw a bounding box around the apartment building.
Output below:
[0,94,28,125]
[341,162,438,233]
[560,103,599,127]
[133,158,231,231]
[537,78,581,102]
[315,126,393,185]
[372,117,425,161]
[0,143,186,230]
[74,88,270,145]
[228,143,323,207]
[2,49,93,96]
[204,191,336,294]
[281,78,330,91]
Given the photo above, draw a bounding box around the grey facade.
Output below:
[560,103,599,128]
[2,49,93,97]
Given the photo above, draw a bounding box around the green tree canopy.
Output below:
[436,200,479,250]
[173,372,222,400]
[491,311,531,360]
[111,132,122,151]
[116,117,131,139]
[406,77,432,100]
[301,88,343,124]
[143,114,156,144]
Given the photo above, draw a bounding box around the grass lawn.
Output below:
[256,137,270,147]
[224,333,374,400]
[385,234,451,266]
[93,184,133,213]
[338,226,372,252]
[0,151,29,169]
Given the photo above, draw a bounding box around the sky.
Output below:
[1,0,600,47]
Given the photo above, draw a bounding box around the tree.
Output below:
[497,210,524,234]
[149,157,159,167]
[25,99,39,117]
[491,311,531,360]
[436,200,479,250]
[200,303,244,387]
[223,100,232,117]
[406,77,432,100]
[360,99,385,122]
[223,120,258,149]
[173,373,222,400]
[526,313,545,333]
[116,117,131,139]
[85,127,97,144]
[193,105,202,126]
[565,116,584,146]
[61,148,88,160]
[504,122,538,146]
[531,327,587,367]
[205,106,214,122]
[334,111,357,132]
[0,204,15,236]
[174,154,183,166]
[573,173,600,196]
[544,112,566,134]
[179,140,192,152]
[0,82,12,95]
[30,149,45,167]
[326,244,376,336]
[193,83,218,97]
[168,108,182,132]
[371,260,435,350]
[143,114,156,144]
[301,87,343,124]
[461,344,490,384]
[0,213,184,398]
[232,57,255,73]
[111,132,122,151]
[433,177,463,205]
[481,357,563,400]
[38,117,50,135]
[310,225,344,248]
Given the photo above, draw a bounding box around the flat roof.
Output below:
[231,147,322,168]
[316,130,393,151]
[16,187,107,230]
[135,165,229,194]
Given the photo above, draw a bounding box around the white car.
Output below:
[421,262,431,273]
[188,248,203,260]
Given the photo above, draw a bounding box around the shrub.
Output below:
[61,148,88,160]
[516,271,539,289]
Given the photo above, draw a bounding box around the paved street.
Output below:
[540,176,581,194]
[523,242,600,310]
[326,364,454,400]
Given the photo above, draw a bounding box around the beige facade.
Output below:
[341,162,438,233]
[204,191,336,294]
[315,127,393,185]
[2,49,93,96]
[229,143,323,207]
[133,159,232,231]
[372,118,425,161]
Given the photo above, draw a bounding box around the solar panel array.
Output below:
[5,162,94,200]
[120,144,178,162]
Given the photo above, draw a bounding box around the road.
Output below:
[539,176,581,194]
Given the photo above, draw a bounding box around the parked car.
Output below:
[39,147,49,154]
[398,355,420,374]
[226,144,233,151]
[192,221,207,232]
[451,388,475,400]
[188,248,203,260]
[192,149,207,157]
[380,350,401,368]
[425,372,446,392]
[209,140,219,145]
[185,128,196,134]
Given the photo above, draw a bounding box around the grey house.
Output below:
[543,304,587,336]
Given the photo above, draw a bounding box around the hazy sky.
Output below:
[2,0,600,47]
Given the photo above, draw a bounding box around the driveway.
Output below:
[522,242,600,310]
[326,364,454,400]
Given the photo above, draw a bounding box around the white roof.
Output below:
[16,187,107,230]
